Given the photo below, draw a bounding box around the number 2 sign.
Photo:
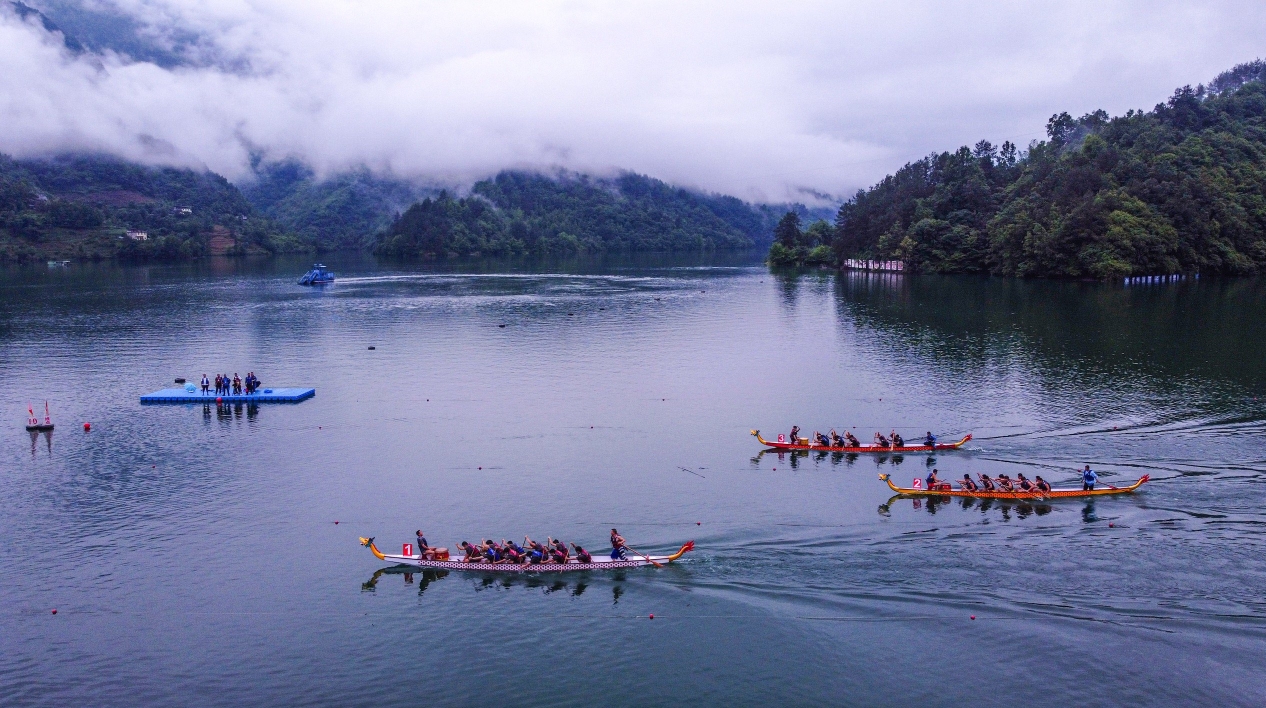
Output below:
[912,478,923,490]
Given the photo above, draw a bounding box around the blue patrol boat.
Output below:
[298,264,335,285]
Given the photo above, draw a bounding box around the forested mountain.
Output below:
[0,153,305,262]
[243,160,433,251]
[374,171,792,258]
[824,60,1266,278]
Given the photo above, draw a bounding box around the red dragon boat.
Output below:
[751,429,971,453]
[878,472,1149,499]
[360,537,694,573]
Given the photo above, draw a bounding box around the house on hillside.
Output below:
[126,230,148,241]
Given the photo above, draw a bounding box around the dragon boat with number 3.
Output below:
[752,430,971,453]
[878,473,1150,499]
[359,537,694,572]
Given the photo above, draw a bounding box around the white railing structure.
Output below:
[843,259,905,272]
[1123,273,1197,285]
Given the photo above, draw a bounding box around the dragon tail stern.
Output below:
[667,540,695,561]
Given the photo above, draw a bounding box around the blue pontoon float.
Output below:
[141,387,315,404]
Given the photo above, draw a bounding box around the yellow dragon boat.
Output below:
[878,473,1149,499]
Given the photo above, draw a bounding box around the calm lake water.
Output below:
[2,253,1265,706]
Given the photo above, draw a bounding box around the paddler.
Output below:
[1015,474,1035,492]
[814,431,831,447]
[524,536,550,563]
[1081,465,1097,491]
[875,432,890,448]
[977,474,996,491]
[830,429,846,447]
[501,539,526,564]
[1035,476,1051,493]
[995,474,1015,492]
[549,538,569,563]
[891,431,904,448]
[610,528,628,560]
[571,543,593,563]
[959,474,978,491]
[844,430,860,447]
[924,431,936,447]
[458,541,481,562]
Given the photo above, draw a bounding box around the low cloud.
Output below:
[2,0,1263,202]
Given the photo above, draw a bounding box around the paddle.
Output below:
[622,544,663,568]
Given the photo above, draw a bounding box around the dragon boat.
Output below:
[359,537,694,573]
[752,430,971,453]
[878,472,1149,499]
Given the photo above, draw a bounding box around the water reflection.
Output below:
[362,567,450,594]
[471,573,606,599]
[28,429,52,457]
[879,495,1054,519]
[203,402,260,424]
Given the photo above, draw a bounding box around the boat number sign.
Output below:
[777,434,786,443]
[912,478,923,489]
[402,543,413,556]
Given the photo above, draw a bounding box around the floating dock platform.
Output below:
[140,388,316,404]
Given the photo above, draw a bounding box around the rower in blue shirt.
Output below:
[1081,465,1098,491]
[924,431,936,447]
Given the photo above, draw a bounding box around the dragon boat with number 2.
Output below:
[878,473,1150,499]
[359,537,694,572]
[752,430,971,453]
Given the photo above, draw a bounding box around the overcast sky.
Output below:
[1,0,1263,202]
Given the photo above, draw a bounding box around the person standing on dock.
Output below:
[201,374,210,395]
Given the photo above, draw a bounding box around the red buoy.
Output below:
[83,422,90,431]
[648,614,654,619]
[970,615,975,620]
[696,522,701,525]
[334,521,339,524]
[216,397,222,403]
[51,609,57,614]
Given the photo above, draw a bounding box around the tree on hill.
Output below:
[829,60,1266,278]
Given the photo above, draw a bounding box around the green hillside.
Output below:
[823,60,1266,278]
[374,170,796,259]
[242,160,433,251]
[0,153,306,262]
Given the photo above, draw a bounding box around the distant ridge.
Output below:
[828,60,1266,278]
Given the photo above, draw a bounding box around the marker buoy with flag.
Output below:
[25,402,54,432]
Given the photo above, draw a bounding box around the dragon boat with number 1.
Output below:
[878,473,1150,499]
[752,430,971,453]
[359,537,694,573]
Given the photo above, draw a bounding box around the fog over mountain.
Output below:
[2,0,1263,203]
